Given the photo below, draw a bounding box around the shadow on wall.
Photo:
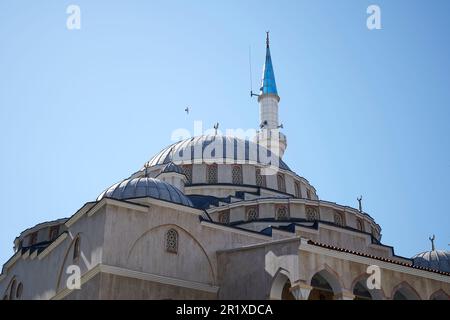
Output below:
[126,224,216,285]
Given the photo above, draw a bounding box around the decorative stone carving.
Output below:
[166,229,178,254]
[306,207,319,221]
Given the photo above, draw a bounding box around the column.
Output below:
[290,282,313,300]
[334,290,355,300]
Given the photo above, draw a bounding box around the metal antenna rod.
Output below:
[249,45,259,98]
[249,46,254,97]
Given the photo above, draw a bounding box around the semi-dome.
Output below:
[412,250,450,273]
[97,177,193,207]
[145,135,292,171]
[161,162,184,175]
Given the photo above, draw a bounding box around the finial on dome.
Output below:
[266,31,270,48]
[144,162,150,178]
[429,234,436,251]
[357,196,363,213]
[214,122,219,135]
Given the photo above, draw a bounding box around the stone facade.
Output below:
[1,193,448,300]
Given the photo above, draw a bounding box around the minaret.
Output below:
[256,32,287,158]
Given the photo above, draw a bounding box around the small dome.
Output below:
[97,177,193,207]
[412,250,450,273]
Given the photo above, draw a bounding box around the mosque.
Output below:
[1,34,449,300]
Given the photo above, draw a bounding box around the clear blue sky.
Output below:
[0,0,449,265]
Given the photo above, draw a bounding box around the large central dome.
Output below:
[145,135,292,171]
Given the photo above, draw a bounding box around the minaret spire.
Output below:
[255,32,287,159]
[259,31,278,97]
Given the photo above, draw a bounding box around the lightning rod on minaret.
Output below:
[249,45,259,98]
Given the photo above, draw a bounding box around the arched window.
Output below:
[256,169,266,188]
[182,165,192,184]
[430,289,450,300]
[73,237,81,261]
[334,212,345,227]
[294,182,301,198]
[218,211,230,224]
[392,283,420,300]
[277,174,286,192]
[232,165,243,185]
[270,270,295,300]
[356,219,364,232]
[207,164,218,184]
[308,273,335,300]
[29,232,38,246]
[16,283,23,299]
[353,281,372,300]
[246,207,259,221]
[393,291,407,300]
[276,206,289,220]
[306,207,319,221]
[49,226,59,241]
[371,227,380,239]
[165,229,178,254]
[9,279,16,300]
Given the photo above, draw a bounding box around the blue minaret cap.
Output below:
[260,32,278,95]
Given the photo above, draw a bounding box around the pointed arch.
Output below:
[391,281,421,300]
[430,289,450,300]
[294,181,301,198]
[269,268,295,300]
[2,276,17,300]
[277,174,286,192]
[307,265,343,300]
[55,231,93,293]
[127,224,216,285]
[350,272,385,300]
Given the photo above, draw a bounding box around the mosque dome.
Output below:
[412,250,450,273]
[97,177,193,207]
[145,135,292,171]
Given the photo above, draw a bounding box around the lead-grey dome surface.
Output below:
[145,135,292,171]
[161,162,184,175]
[97,177,193,207]
[412,250,450,273]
